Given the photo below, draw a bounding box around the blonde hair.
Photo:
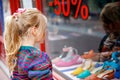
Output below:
[3,8,47,72]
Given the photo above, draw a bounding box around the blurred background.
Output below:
[0,0,119,80]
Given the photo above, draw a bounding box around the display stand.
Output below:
[53,64,84,80]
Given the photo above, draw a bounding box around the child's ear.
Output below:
[31,27,37,36]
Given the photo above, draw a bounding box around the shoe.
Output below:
[114,70,120,79]
[97,69,114,78]
[84,74,102,80]
[83,59,93,70]
[91,66,103,74]
[71,59,93,78]
[71,59,86,76]
[71,67,84,76]
[52,46,73,64]
[62,46,72,52]
[112,52,120,63]
[111,52,120,79]
[102,71,114,80]
[82,62,103,79]
[89,62,103,72]
[88,62,97,71]
[84,68,114,80]
[94,61,115,76]
[55,47,83,67]
[52,57,62,64]
[77,70,91,79]
[86,57,118,80]
[74,59,93,79]
[55,54,82,67]
[82,50,95,59]
[61,47,78,61]
[94,62,103,68]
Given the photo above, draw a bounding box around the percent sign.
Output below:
[72,0,89,20]
[49,0,89,20]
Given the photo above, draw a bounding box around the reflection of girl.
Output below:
[98,2,120,61]
[4,9,53,79]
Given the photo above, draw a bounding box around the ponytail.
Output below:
[4,16,21,72]
[3,8,47,73]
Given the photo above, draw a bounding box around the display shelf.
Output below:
[53,71,66,80]
[53,64,84,80]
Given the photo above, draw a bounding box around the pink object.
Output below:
[62,47,72,52]
[13,8,26,16]
[17,8,26,13]
[52,46,73,64]
[52,57,62,64]
[55,55,83,67]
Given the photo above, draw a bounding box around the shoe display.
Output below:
[89,62,103,72]
[52,57,62,64]
[52,46,73,64]
[87,61,96,71]
[114,70,120,79]
[55,54,83,67]
[97,69,114,78]
[71,59,92,74]
[84,74,102,80]
[71,59,86,76]
[71,67,84,76]
[91,66,103,74]
[52,48,120,80]
[83,59,93,70]
[84,66,113,80]
[94,62,103,68]
[77,70,91,79]
[111,52,120,79]
[81,50,96,59]
[102,71,114,80]
[84,52,120,80]
[71,59,93,78]
[82,63,113,80]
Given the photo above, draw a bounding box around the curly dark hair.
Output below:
[100,2,120,34]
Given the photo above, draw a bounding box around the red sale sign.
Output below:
[49,0,89,20]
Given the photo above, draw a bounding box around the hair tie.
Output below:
[16,8,26,14]
[13,8,26,21]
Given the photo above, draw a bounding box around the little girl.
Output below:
[4,8,53,80]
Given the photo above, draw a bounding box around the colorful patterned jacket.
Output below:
[11,46,53,80]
